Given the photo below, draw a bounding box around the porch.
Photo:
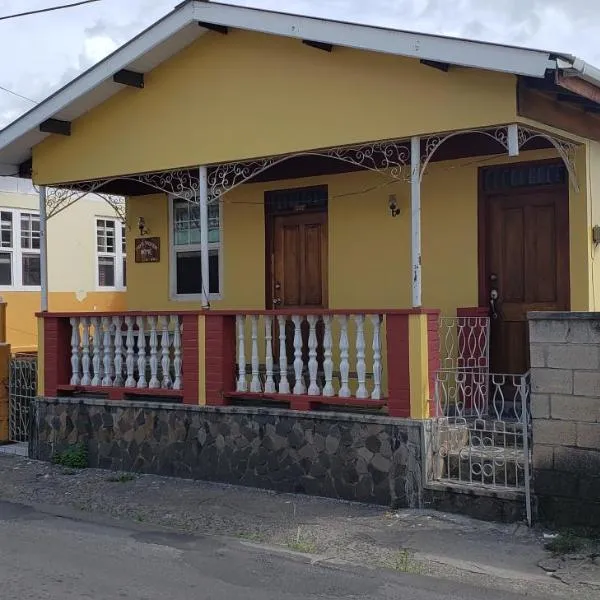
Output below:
[39,307,488,418]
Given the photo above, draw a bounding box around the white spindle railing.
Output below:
[233,312,386,401]
[67,314,184,391]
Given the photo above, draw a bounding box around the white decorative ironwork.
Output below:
[433,371,530,491]
[439,316,490,372]
[207,140,411,200]
[516,127,579,191]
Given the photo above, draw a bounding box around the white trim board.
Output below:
[0,0,596,174]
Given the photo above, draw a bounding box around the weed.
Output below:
[106,473,136,483]
[52,444,88,469]
[236,531,265,543]
[545,529,599,557]
[135,514,145,522]
[61,468,77,476]
[388,549,421,574]
[286,526,317,554]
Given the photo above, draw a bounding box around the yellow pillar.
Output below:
[37,317,45,397]
[0,342,11,442]
[408,313,431,419]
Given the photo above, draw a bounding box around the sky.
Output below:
[0,0,599,128]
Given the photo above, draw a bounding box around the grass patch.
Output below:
[236,531,266,543]
[545,528,600,557]
[286,526,317,554]
[387,549,422,574]
[106,473,136,483]
[52,443,88,469]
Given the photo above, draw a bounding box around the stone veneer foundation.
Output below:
[30,398,426,508]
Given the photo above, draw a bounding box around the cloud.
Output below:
[1,0,600,128]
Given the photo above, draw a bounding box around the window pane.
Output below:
[98,256,115,287]
[97,219,116,254]
[173,199,219,246]
[175,250,219,295]
[0,252,11,285]
[20,213,39,250]
[22,254,40,286]
[1,212,12,248]
[176,251,201,295]
[121,226,126,254]
[122,257,127,287]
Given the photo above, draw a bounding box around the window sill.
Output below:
[96,287,127,292]
[170,293,222,303]
[0,286,42,292]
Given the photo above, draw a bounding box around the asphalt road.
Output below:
[0,500,544,600]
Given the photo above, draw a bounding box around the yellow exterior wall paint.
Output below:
[33,30,517,185]
[198,315,206,406]
[0,190,126,351]
[37,318,44,397]
[408,314,430,419]
[126,149,570,316]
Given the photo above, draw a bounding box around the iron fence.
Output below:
[9,353,37,442]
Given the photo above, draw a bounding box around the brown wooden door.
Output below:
[485,188,569,373]
[271,211,328,309]
[270,211,328,366]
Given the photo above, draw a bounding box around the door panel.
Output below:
[271,211,328,366]
[486,187,569,374]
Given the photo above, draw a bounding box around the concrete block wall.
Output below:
[529,312,600,527]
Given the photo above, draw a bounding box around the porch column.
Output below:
[39,185,49,312]
[410,136,422,308]
[199,166,210,308]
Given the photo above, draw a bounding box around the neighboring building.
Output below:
[0,0,598,415]
[0,177,126,351]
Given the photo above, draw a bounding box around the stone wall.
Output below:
[30,398,425,508]
[529,312,600,527]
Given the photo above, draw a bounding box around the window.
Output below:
[171,197,221,298]
[0,209,40,288]
[96,218,126,289]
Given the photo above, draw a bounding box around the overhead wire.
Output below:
[0,0,103,22]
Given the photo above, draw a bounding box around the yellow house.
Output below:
[0,1,599,417]
[0,178,126,351]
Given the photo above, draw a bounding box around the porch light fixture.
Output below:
[138,216,149,236]
[388,194,400,217]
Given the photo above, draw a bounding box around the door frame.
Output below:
[264,185,329,310]
[477,158,571,309]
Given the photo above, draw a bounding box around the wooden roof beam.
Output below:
[113,69,144,88]
[39,118,71,136]
[302,39,333,52]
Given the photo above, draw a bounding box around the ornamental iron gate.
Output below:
[8,353,37,442]
[432,316,532,524]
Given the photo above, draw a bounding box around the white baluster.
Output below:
[322,315,334,396]
[69,317,81,385]
[264,316,276,393]
[370,315,383,400]
[172,316,182,390]
[148,316,160,389]
[101,317,113,386]
[160,316,172,389]
[236,315,247,392]
[80,317,91,386]
[112,316,124,387]
[136,316,147,388]
[124,316,136,388]
[292,315,306,395]
[277,315,290,394]
[354,315,368,399]
[338,315,351,398]
[307,315,319,396]
[250,315,261,392]
[91,317,102,386]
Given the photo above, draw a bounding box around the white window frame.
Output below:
[0,207,41,291]
[168,195,223,301]
[95,217,126,291]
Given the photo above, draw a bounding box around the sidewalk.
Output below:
[0,454,597,599]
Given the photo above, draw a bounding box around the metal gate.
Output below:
[432,317,532,525]
[8,353,37,442]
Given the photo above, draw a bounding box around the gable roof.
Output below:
[0,0,599,176]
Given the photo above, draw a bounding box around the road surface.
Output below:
[0,499,545,600]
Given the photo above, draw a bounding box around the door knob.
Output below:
[490,288,499,320]
[273,297,282,307]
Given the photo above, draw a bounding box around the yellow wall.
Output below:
[0,191,127,351]
[32,30,517,185]
[125,148,578,315]
[588,141,600,310]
